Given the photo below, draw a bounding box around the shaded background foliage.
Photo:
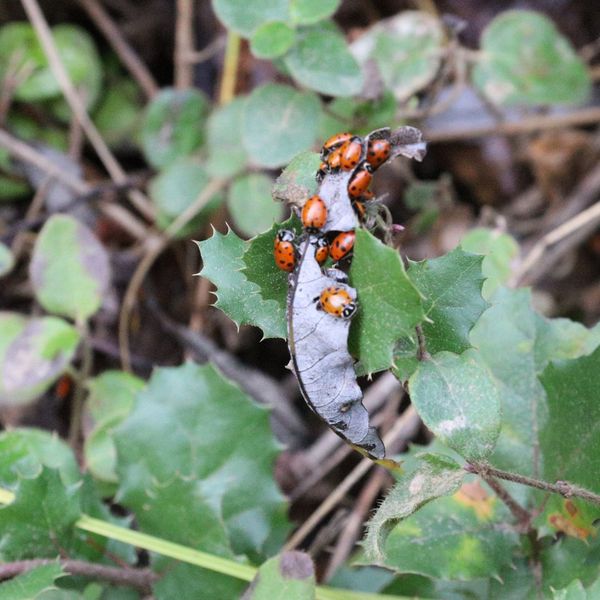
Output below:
[0,0,599,598]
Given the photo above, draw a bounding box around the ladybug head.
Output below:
[277,229,295,242]
[341,302,358,319]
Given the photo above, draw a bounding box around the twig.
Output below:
[424,106,600,143]
[78,0,159,99]
[174,0,194,89]
[0,559,158,593]
[415,325,430,361]
[284,406,420,551]
[20,0,155,221]
[148,299,309,443]
[324,466,390,580]
[514,199,600,285]
[479,473,531,529]
[218,32,240,104]
[466,463,600,507]
[118,178,227,370]
[69,321,94,448]
[181,37,226,64]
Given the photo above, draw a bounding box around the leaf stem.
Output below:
[69,320,93,448]
[479,472,531,529]
[466,463,600,506]
[218,32,240,105]
[415,324,430,361]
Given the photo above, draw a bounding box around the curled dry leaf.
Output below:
[287,236,385,459]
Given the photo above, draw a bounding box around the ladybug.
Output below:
[315,236,329,265]
[316,161,328,182]
[273,229,296,272]
[366,138,391,170]
[321,132,353,159]
[330,231,355,262]
[316,286,358,319]
[348,162,373,199]
[339,137,364,170]
[352,200,366,221]
[301,195,327,232]
[326,144,344,171]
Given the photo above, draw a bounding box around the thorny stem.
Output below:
[0,559,158,593]
[480,473,531,529]
[415,324,430,361]
[466,462,600,506]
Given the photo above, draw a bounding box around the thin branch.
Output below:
[118,178,227,370]
[415,325,430,361]
[0,128,148,241]
[218,32,240,105]
[479,473,531,529]
[20,0,155,221]
[424,106,600,143]
[284,406,420,551]
[69,321,94,448]
[174,0,194,89]
[181,37,226,64]
[0,559,158,593]
[78,0,159,99]
[466,463,600,507]
[514,199,600,285]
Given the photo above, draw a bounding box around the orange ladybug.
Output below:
[366,138,391,170]
[348,162,373,199]
[317,286,357,319]
[329,231,355,262]
[321,132,353,159]
[352,200,366,221]
[315,236,329,265]
[326,145,344,170]
[301,195,327,232]
[339,137,363,170]
[274,229,296,272]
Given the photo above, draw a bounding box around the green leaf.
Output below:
[357,11,443,101]
[540,347,600,496]
[393,249,488,381]
[140,88,209,169]
[0,563,64,599]
[460,227,519,299]
[552,577,600,599]
[94,78,142,147]
[283,28,363,97]
[84,415,124,487]
[242,215,302,310]
[408,349,502,461]
[242,84,321,168]
[364,453,464,561]
[472,10,590,105]
[198,228,287,338]
[206,98,249,178]
[250,22,296,59]
[30,214,110,321]
[0,313,80,406]
[211,0,289,37]
[114,363,289,562]
[86,371,144,424]
[289,0,340,25]
[243,552,315,599]
[370,474,519,580]
[271,151,320,206]
[470,288,600,477]
[0,23,101,107]
[227,174,283,237]
[0,467,81,560]
[0,428,80,488]
[148,158,223,237]
[348,229,425,375]
[0,241,15,277]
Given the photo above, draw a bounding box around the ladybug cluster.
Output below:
[273,131,392,319]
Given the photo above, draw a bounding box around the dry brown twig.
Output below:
[284,406,421,551]
[20,0,155,221]
[174,0,195,89]
[77,0,159,99]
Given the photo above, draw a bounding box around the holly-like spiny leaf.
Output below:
[198,228,287,339]
[0,563,64,599]
[349,229,425,375]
